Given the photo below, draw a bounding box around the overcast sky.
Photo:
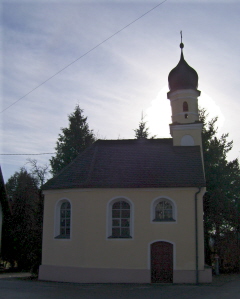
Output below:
[1,0,240,182]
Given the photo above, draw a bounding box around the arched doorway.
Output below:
[151,241,173,283]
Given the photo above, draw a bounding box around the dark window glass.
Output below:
[121,228,130,237]
[122,210,130,218]
[155,200,174,221]
[121,219,129,227]
[59,201,71,238]
[112,219,120,226]
[112,202,121,209]
[121,201,130,209]
[112,228,120,237]
[112,210,120,218]
[111,200,131,238]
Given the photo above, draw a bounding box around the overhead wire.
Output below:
[0,153,55,156]
[1,0,168,113]
[1,1,168,157]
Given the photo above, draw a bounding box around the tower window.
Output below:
[183,101,188,112]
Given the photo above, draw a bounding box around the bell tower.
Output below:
[167,35,203,148]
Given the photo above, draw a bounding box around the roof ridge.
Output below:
[95,138,173,144]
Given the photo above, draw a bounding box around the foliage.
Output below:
[200,109,240,266]
[2,168,42,272]
[134,113,156,139]
[50,105,96,176]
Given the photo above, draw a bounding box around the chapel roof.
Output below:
[43,138,205,190]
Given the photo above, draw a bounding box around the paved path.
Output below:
[0,273,239,299]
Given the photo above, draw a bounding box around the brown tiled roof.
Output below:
[43,138,205,190]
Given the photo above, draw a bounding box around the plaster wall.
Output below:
[171,127,203,148]
[41,187,206,273]
[167,89,200,124]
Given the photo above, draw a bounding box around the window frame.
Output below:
[107,197,134,239]
[151,197,177,223]
[54,198,72,239]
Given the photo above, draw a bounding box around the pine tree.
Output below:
[50,105,96,176]
[134,113,155,139]
[200,109,240,266]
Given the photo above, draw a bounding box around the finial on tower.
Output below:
[168,31,199,92]
[180,31,184,52]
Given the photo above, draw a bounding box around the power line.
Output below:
[1,0,168,113]
[0,153,55,156]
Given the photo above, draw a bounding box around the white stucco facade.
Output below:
[39,187,211,283]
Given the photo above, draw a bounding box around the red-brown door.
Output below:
[151,241,173,283]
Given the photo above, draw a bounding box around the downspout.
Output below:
[195,187,201,285]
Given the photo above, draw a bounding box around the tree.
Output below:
[26,158,50,188]
[200,109,240,267]
[50,105,96,176]
[2,168,42,272]
[134,113,156,139]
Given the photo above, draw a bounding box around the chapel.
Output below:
[39,41,212,284]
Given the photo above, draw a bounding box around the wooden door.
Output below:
[151,241,173,283]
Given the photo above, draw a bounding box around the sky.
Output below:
[1,0,240,182]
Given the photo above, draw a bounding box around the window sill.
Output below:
[55,235,70,239]
[152,219,176,222]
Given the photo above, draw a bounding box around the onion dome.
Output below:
[168,42,198,92]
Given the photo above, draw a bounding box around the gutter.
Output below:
[195,187,201,285]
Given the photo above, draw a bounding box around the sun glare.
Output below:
[145,87,225,139]
[199,91,225,133]
[146,86,172,138]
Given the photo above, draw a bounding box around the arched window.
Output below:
[107,198,133,238]
[152,198,176,222]
[155,201,173,221]
[60,202,71,237]
[183,101,188,112]
[55,199,71,239]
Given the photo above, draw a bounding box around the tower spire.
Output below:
[180,31,184,55]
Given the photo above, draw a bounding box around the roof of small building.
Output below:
[43,138,205,190]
